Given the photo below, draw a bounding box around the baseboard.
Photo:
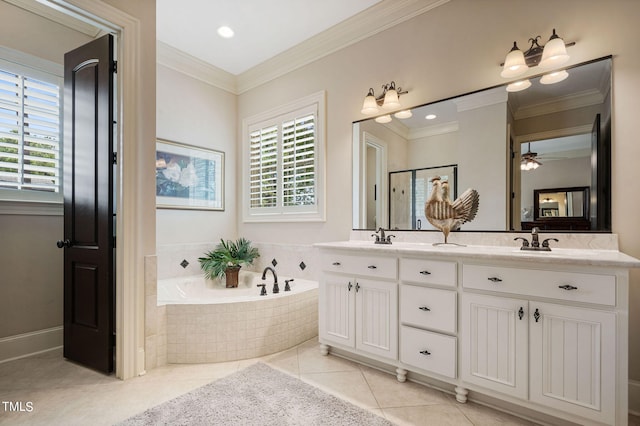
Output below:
[0,326,63,363]
[630,380,640,416]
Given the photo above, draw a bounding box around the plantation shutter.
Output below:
[249,124,278,208]
[0,67,60,193]
[282,113,315,207]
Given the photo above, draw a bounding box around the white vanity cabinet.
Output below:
[315,240,638,426]
[319,252,398,360]
[398,257,458,379]
[461,263,618,424]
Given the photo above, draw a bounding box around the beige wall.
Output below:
[0,2,93,339]
[236,0,640,381]
[156,64,237,245]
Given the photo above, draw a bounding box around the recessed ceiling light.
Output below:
[425,114,437,120]
[217,26,235,39]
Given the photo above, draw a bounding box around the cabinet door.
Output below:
[529,302,615,424]
[461,293,528,399]
[355,279,398,359]
[319,276,355,348]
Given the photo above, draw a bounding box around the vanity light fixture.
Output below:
[374,114,392,124]
[360,81,408,115]
[500,29,574,90]
[394,110,412,119]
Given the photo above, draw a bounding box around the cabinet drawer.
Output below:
[321,252,397,280]
[399,258,456,287]
[400,326,456,378]
[400,285,456,334]
[462,264,616,306]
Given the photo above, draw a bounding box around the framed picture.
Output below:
[156,139,224,210]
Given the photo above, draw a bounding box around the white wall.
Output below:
[235,0,640,384]
[156,64,237,245]
[408,131,458,170]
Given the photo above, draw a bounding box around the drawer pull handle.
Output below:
[518,307,524,320]
[419,270,431,275]
[419,350,431,356]
[355,283,360,292]
[534,308,541,323]
[367,265,377,269]
[348,282,352,292]
[558,284,578,291]
[332,262,341,266]
[487,277,503,283]
[418,306,431,312]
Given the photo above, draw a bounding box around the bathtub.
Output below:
[159,271,319,363]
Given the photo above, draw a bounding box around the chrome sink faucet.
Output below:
[372,227,395,244]
[261,266,279,294]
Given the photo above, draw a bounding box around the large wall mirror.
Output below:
[352,56,612,232]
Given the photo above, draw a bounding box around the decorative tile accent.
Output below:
[299,261,306,270]
[180,259,189,268]
[271,258,278,267]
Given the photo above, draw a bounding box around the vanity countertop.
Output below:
[315,240,640,269]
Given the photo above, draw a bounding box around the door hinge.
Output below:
[112,61,117,73]
[112,152,117,165]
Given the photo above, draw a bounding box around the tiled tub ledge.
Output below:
[161,271,318,363]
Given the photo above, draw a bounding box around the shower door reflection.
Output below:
[389,165,457,230]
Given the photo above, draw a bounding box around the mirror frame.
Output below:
[530,186,590,230]
[352,56,612,233]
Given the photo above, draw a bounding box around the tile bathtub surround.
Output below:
[157,242,319,281]
[166,289,318,363]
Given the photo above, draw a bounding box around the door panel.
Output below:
[319,276,355,348]
[356,279,397,359]
[62,34,114,373]
[529,301,615,422]
[461,293,528,399]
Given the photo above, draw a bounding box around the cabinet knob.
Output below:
[487,277,503,283]
[348,282,353,292]
[367,265,377,269]
[558,284,578,291]
[419,350,431,356]
[418,306,431,311]
[534,308,541,323]
[518,307,524,320]
[419,270,431,275]
[355,283,360,292]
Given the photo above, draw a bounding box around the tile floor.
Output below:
[0,338,638,426]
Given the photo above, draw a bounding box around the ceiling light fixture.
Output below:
[425,114,437,120]
[520,143,542,171]
[360,81,408,115]
[500,29,574,91]
[217,26,235,38]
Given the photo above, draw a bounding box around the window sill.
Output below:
[0,200,63,216]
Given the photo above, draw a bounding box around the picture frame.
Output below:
[156,139,224,210]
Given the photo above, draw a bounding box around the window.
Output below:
[0,52,63,204]
[243,91,325,222]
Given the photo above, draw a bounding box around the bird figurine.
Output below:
[424,176,479,245]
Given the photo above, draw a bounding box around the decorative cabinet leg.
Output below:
[319,343,329,356]
[455,386,469,403]
[396,367,408,382]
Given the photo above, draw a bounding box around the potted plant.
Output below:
[198,238,260,288]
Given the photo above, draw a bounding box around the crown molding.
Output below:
[157,41,237,94]
[409,121,459,140]
[236,0,450,93]
[513,89,605,120]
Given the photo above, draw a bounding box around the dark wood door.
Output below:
[60,34,114,373]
